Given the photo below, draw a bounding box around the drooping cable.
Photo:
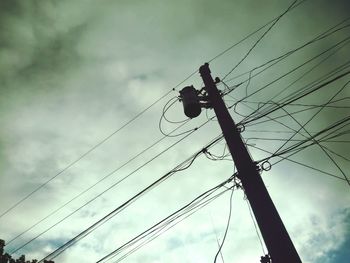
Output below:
[255,116,350,168]
[213,187,234,263]
[0,0,306,219]
[223,16,350,87]
[37,134,226,262]
[96,176,236,263]
[267,81,350,182]
[207,0,308,63]
[247,142,348,182]
[7,120,191,246]
[276,103,350,184]
[221,0,301,81]
[109,186,233,263]
[0,79,191,219]
[209,214,226,263]
[238,38,350,123]
[226,40,350,124]
[246,199,266,255]
[243,69,350,126]
[10,119,212,255]
[5,0,350,262]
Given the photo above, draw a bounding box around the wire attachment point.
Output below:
[261,161,272,171]
[236,124,245,133]
[260,254,271,263]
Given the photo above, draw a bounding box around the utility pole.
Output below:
[197,63,301,262]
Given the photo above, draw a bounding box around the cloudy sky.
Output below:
[0,0,349,262]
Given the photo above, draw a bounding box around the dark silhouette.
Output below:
[0,239,54,263]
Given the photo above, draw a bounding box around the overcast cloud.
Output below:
[0,0,349,262]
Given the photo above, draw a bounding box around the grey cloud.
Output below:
[1,0,349,262]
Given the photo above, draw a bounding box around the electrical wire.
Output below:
[223,16,350,87]
[275,103,350,184]
[267,80,350,180]
[10,119,212,255]
[249,60,350,124]
[4,9,310,251]
[245,137,348,144]
[258,116,350,163]
[158,97,195,137]
[221,0,301,80]
[318,144,350,163]
[161,97,189,124]
[246,199,266,255]
[242,37,350,122]
[96,177,236,263]
[247,143,347,182]
[221,24,350,111]
[0,0,316,231]
[242,69,350,126]
[0,90,175,219]
[36,134,226,262]
[226,55,350,125]
[6,1,350,260]
[260,118,349,159]
[209,214,226,263]
[12,10,314,248]
[225,82,347,161]
[221,69,350,184]
[207,0,308,63]
[6,120,192,246]
[225,39,350,123]
[213,186,234,263]
[110,187,233,263]
[236,100,350,110]
[243,103,345,129]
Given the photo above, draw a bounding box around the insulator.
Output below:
[179,85,201,118]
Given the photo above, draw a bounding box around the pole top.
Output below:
[199,62,211,76]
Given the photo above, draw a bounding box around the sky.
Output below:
[0,0,349,262]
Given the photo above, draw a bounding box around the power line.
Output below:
[208,0,308,63]
[93,67,350,262]
[247,137,349,144]
[0,0,310,221]
[235,100,350,109]
[268,81,350,185]
[0,91,176,220]
[319,143,350,162]
[10,120,211,255]
[109,187,233,263]
[247,144,348,182]
[209,213,226,263]
[96,177,236,263]
[23,66,348,262]
[6,0,349,260]
[223,16,350,86]
[246,199,266,255]
[221,0,302,80]
[10,40,306,253]
[275,102,350,185]
[37,135,225,262]
[213,187,234,263]
[5,13,313,249]
[226,39,350,123]
[225,55,350,126]
[247,55,350,122]
[6,120,191,246]
[261,116,350,164]
[243,69,350,126]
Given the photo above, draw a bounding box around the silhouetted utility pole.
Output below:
[182,63,301,262]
